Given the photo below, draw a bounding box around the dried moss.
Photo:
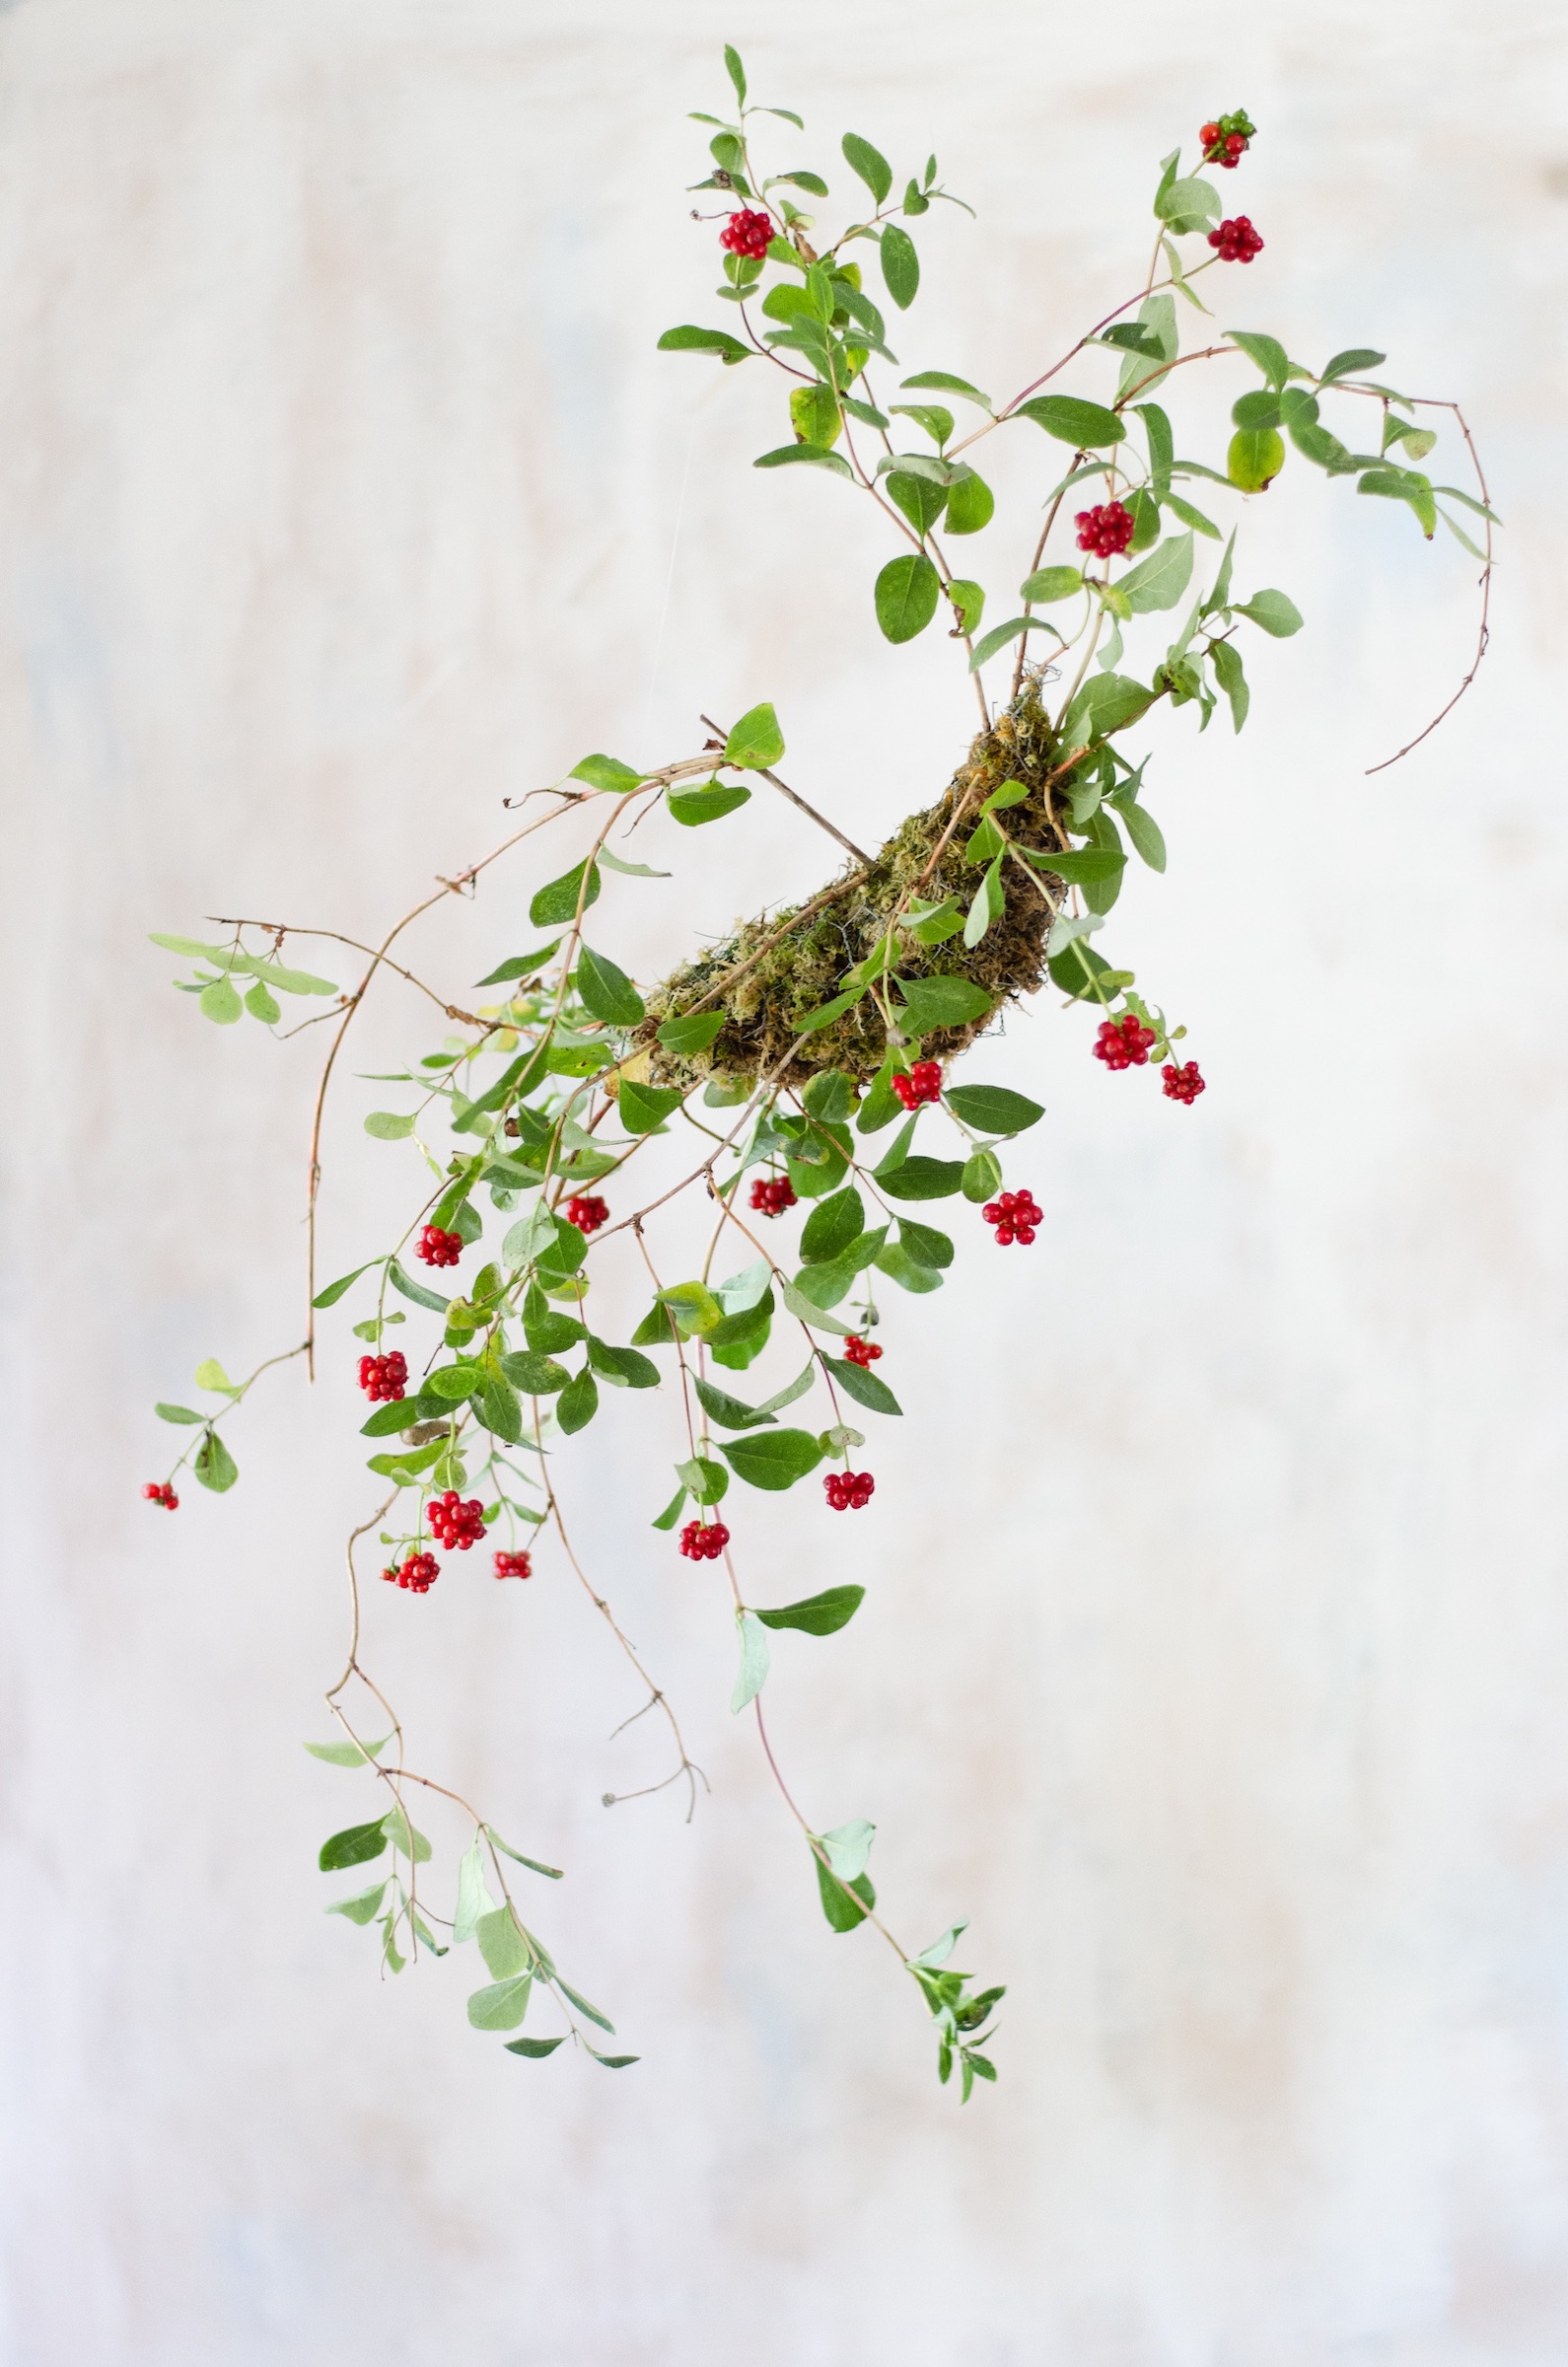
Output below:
[639,685,1070,1090]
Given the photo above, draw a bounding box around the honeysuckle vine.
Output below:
[143,51,1493,2101]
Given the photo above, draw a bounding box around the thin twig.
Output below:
[699,714,874,865]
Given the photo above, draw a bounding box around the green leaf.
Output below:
[194,1357,237,1393]
[1232,389,1282,432]
[454,1836,499,1943]
[155,1401,203,1424]
[755,1585,865,1635]
[569,753,644,794]
[815,1846,875,1932]
[304,1735,389,1767]
[656,1010,726,1056]
[902,370,990,405]
[802,1068,857,1121]
[896,973,991,1033]
[962,855,1004,949]
[587,1338,660,1390]
[1155,175,1221,233]
[245,979,281,1024]
[793,983,866,1036]
[723,700,786,770]
[718,1428,824,1491]
[677,1455,729,1505]
[886,468,949,537]
[879,222,919,309]
[468,1973,534,2031]
[1015,394,1124,448]
[789,1230,886,1310]
[1234,588,1303,637]
[618,1079,684,1133]
[325,1880,388,1924]
[943,1084,1043,1136]
[556,1371,599,1434]
[597,848,669,880]
[1058,671,1155,747]
[1319,346,1386,384]
[556,1977,616,2034]
[313,1259,378,1309]
[575,945,645,1028]
[150,930,231,962]
[723,41,747,105]
[476,1904,531,1978]
[319,1822,389,1872]
[505,2035,567,2059]
[823,1356,902,1415]
[1116,532,1193,613]
[801,1186,865,1263]
[895,1217,954,1269]
[944,471,993,536]
[1226,329,1292,390]
[875,1241,943,1293]
[657,323,750,365]
[962,1148,1003,1201]
[658,1279,726,1338]
[874,552,941,644]
[753,443,854,478]
[485,1826,563,1879]
[753,1362,818,1416]
[966,613,1063,673]
[668,782,752,828]
[1020,564,1085,605]
[364,1110,415,1140]
[841,131,892,205]
[193,1430,238,1493]
[1227,427,1285,493]
[878,1156,963,1200]
[529,860,602,929]
[790,382,842,448]
[199,976,243,1025]
[1208,635,1249,731]
[731,1610,772,1712]
[1161,490,1222,538]
[1114,797,1168,868]
[425,1361,482,1402]
[692,1375,775,1430]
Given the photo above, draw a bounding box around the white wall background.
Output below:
[2,1,1566,2360]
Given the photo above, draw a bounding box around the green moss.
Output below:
[640,686,1072,1090]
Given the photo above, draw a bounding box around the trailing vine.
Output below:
[143,52,1494,2101]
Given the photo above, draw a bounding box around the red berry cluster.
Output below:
[749,1176,797,1217]
[843,1333,883,1368]
[892,1059,942,1111]
[1094,1012,1158,1069]
[1199,111,1254,169]
[141,1480,179,1510]
[1075,500,1135,558]
[824,1470,875,1511]
[1209,215,1263,263]
[427,1489,486,1550]
[566,1194,608,1236]
[1162,1060,1206,1104]
[383,1551,440,1593]
[357,1350,407,1402]
[678,1519,731,1560]
[719,208,774,259]
[493,1549,533,1580]
[417,1225,463,1268]
[982,1189,1042,1246]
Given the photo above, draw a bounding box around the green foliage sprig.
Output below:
[142,54,1493,2097]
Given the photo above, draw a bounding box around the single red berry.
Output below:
[416,1224,463,1268]
[565,1194,608,1237]
[1074,500,1135,559]
[142,1481,162,1501]
[493,1549,533,1580]
[1208,215,1263,263]
[719,207,774,260]
[1162,1059,1206,1104]
[1199,120,1220,146]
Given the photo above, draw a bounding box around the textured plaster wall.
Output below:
[3,2,1567,2361]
